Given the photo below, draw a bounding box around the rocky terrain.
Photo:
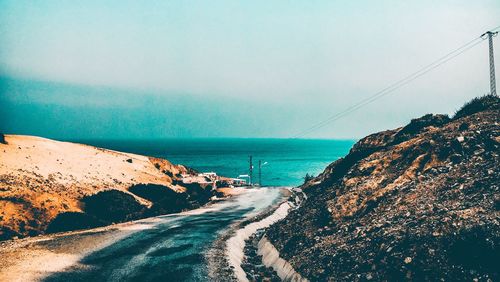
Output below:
[242,228,281,282]
[0,135,216,240]
[267,95,500,281]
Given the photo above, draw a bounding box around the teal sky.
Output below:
[1,1,499,139]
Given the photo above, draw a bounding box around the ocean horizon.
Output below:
[71,138,356,187]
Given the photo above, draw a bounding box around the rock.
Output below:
[474,149,485,155]
[255,264,266,271]
[459,122,469,131]
[450,154,462,163]
[457,136,465,143]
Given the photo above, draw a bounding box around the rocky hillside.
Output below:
[267,95,500,281]
[0,135,214,240]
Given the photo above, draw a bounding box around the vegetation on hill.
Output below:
[267,95,500,281]
[0,137,215,240]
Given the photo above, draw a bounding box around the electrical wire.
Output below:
[290,30,492,138]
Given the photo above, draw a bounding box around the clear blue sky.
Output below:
[1,1,499,139]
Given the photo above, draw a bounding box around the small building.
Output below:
[232,178,247,185]
[200,172,217,177]
[198,172,217,180]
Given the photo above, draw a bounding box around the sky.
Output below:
[1,1,499,139]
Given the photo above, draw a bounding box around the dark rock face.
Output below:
[267,96,500,281]
[0,133,5,144]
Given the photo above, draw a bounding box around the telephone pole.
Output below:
[482,31,498,96]
[258,161,267,187]
[258,160,262,186]
[249,155,253,185]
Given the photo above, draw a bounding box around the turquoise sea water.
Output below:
[76,139,355,187]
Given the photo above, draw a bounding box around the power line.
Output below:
[291,37,482,138]
[291,26,500,139]
[293,40,484,138]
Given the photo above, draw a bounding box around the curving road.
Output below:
[0,188,286,282]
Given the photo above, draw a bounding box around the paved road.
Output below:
[30,188,284,282]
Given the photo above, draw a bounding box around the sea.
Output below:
[76,139,356,187]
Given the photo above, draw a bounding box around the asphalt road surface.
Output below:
[0,188,284,282]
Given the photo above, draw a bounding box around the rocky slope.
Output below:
[0,135,214,240]
[267,95,500,281]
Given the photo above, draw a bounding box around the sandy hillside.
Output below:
[0,135,194,239]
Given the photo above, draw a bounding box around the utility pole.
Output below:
[258,160,262,186]
[481,31,498,96]
[249,155,253,185]
[258,161,267,187]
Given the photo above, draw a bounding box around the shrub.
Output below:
[46,212,103,233]
[129,184,189,214]
[453,94,499,120]
[303,173,315,183]
[82,190,145,223]
[0,226,19,241]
